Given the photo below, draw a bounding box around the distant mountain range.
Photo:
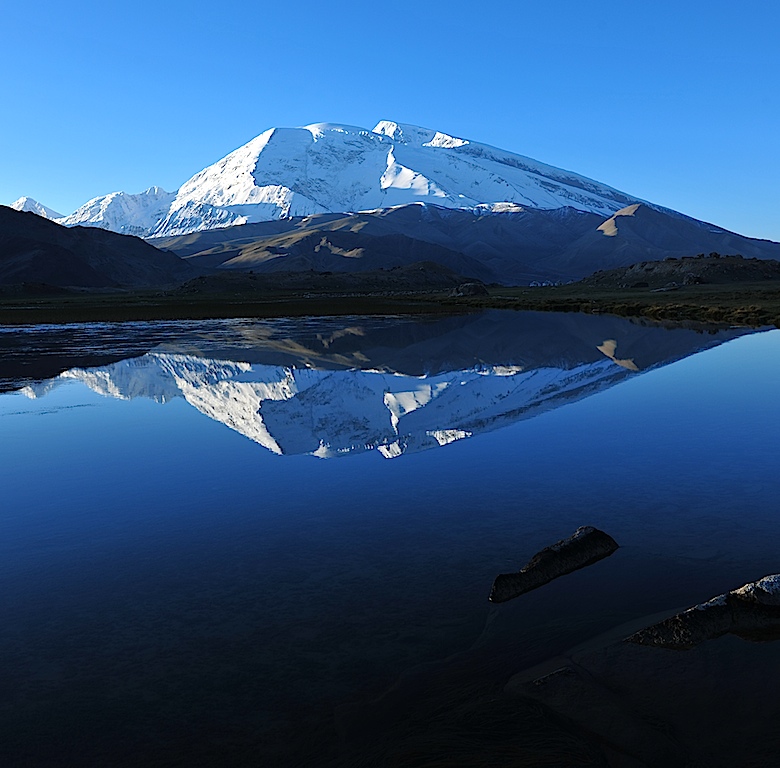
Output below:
[7,120,780,286]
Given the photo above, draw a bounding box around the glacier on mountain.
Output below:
[12,121,653,239]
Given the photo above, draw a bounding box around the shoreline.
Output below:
[451,279,780,328]
[2,280,779,327]
[0,293,466,325]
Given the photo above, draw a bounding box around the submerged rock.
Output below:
[627,574,780,650]
[489,526,619,603]
[510,634,780,766]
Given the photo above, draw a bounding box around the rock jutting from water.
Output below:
[489,526,619,603]
[627,574,780,650]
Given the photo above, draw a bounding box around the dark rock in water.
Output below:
[627,574,780,650]
[489,526,619,603]
[449,281,489,297]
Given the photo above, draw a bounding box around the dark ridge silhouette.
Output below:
[0,206,195,289]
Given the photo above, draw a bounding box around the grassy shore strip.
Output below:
[0,292,468,325]
[2,281,780,327]
[446,281,780,328]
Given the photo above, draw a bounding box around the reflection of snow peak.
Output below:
[427,429,472,446]
[50,351,632,459]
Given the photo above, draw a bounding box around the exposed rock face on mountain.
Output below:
[153,204,597,283]
[170,224,495,282]
[555,203,780,277]
[0,206,194,289]
[153,202,780,284]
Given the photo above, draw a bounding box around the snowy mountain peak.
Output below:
[145,119,650,237]
[10,196,63,220]
[372,121,469,149]
[20,120,658,239]
[304,122,380,140]
[57,186,175,237]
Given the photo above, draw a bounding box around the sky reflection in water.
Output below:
[0,311,778,765]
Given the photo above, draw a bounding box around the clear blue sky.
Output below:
[2,0,778,240]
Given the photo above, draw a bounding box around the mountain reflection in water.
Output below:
[2,311,779,768]
[7,311,753,459]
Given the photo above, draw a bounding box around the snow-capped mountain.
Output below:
[151,121,648,238]
[56,186,176,237]
[16,121,656,239]
[10,196,63,220]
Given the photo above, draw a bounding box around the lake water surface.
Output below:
[1,311,778,766]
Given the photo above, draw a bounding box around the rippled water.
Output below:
[0,311,778,766]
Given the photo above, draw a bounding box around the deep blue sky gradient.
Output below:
[2,0,778,239]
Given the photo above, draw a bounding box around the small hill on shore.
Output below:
[580,254,780,290]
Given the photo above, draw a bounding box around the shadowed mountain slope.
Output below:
[0,206,195,289]
[153,203,780,284]
[555,203,780,274]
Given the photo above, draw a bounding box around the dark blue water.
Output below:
[0,311,778,766]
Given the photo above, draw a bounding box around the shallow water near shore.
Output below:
[1,310,778,766]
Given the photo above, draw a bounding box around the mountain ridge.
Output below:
[13,120,665,239]
[9,120,779,286]
[11,196,63,220]
[0,206,195,289]
[153,201,780,284]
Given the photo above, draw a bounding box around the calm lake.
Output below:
[1,310,778,767]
